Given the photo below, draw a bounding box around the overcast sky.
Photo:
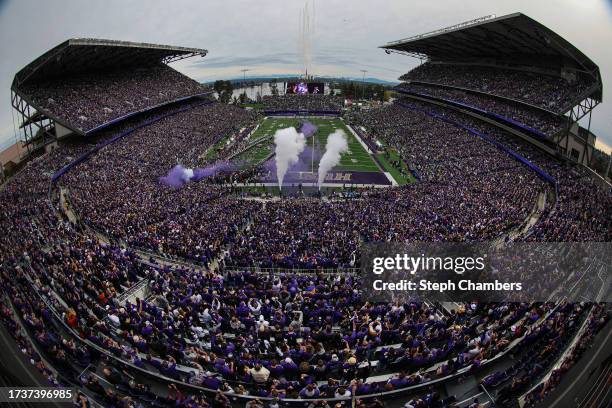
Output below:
[0,0,611,152]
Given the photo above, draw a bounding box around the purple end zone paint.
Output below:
[260,170,391,185]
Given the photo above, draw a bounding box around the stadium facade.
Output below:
[382,13,602,167]
[11,38,209,155]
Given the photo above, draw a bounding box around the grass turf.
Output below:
[376,150,416,186]
[234,141,273,165]
[243,117,380,172]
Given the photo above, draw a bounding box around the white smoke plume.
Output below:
[183,168,194,180]
[318,130,348,188]
[299,0,315,77]
[274,127,306,189]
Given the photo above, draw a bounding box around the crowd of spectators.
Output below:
[395,83,567,137]
[89,268,562,401]
[350,99,611,243]
[403,98,611,242]
[20,63,208,132]
[521,303,608,407]
[0,91,609,407]
[62,102,259,266]
[61,98,556,269]
[400,63,595,113]
[262,95,343,112]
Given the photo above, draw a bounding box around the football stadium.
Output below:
[0,6,611,408]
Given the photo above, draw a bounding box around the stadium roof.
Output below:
[381,13,601,83]
[12,38,208,87]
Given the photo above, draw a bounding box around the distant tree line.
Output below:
[213,80,234,103]
[331,81,390,101]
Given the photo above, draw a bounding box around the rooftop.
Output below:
[381,12,602,96]
[12,38,208,87]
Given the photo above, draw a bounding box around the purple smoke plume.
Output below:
[192,161,236,181]
[300,121,318,139]
[160,161,237,188]
[159,165,194,188]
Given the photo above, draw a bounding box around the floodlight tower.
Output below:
[240,69,251,86]
[360,69,368,100]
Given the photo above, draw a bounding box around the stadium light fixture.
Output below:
[240,68,251,86]
[360,70,368,100]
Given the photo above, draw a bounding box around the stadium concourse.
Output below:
[0,15,611,408]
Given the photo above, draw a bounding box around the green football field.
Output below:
[238,117,380,172]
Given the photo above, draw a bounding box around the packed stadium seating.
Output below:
[19,63,208,132]
[415,98,609,241]
[62,103,544,268]
[399,63,595,113]
[395,83,567,138]
[1,90,609,407]
[1,31,611,407]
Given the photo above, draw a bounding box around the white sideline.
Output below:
[343,121,398,186]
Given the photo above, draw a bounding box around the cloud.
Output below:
[595,139,611,155]
[183,48,406,82]
[189,53,299,69]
